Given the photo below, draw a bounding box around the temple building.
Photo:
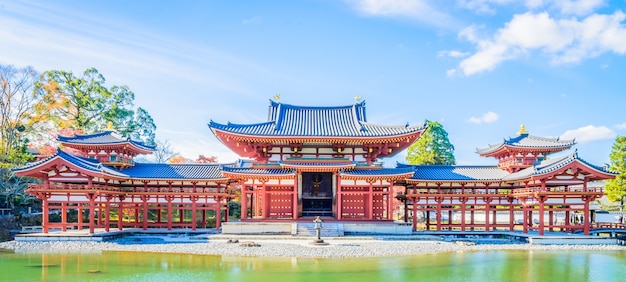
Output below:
[14,100,617,236]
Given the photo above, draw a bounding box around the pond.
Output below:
[0,249,624,281]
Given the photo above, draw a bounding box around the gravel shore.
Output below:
[1,238,624,258]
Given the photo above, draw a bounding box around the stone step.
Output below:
[294,223,344,237]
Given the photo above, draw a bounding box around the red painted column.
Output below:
[262,182,268,219]
[460,197,467,231]
[61,202,67,232]
[368,181,374,220]
[522,200,528,234]
[42,194,49,234]
[336,174,342,220]
[241,184,248,220]
[215,197,222,230]
[387,185,393,220]
[191,196,197,231]
[583,197,591,235]
[105,197,111,232]
[78,205,83,230]
[118,202,123,231]
[142,195,149,230]
[538,197,545,235]
[88,193,96,234]
[167,196,173,230]
[436,197,442,231]
[549,206,554,232]
[412,197,418,231]
[293,173,299,219]
[509,199,515,232]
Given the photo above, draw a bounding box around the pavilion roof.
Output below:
[57,131,155,152]
[476,132,575,156]
[13,149,127,179]
[340,167,415,176]
[502,151,615,181]
[208,100,426,138]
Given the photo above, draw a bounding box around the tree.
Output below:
[34,68,156,145]
[406,120,456,165]
[0,65,47,167]
[152,139,177,163]
[605,136,626,220]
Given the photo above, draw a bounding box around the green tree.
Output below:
[406,120,456,165]
[0,65,46,167]
[605,136,626,219]
[34,68,156,145]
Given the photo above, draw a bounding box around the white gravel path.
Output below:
[1,239,624,258]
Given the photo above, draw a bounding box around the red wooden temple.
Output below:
[14,100,616,235]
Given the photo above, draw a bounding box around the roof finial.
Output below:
[273,93,280,102]
[517,124,528,135]
[105,121,114,131]
[354,95,361,103]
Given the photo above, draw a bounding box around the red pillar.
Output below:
[368,181,374,220]
[241,185,248,220]
[167,196,173,230]
[88,193,96,234]
[412,197,418,231]
[42,194,49,234]
[509,199,515,232]
[262,182,268,219]
[460,197,467,231]
[484,199,490,232]
[104,198,111,232]
[61,202,67,232]
[293,174,299,219]
[191,196,197,231]
[538,197,545,236]
[215,197,222,230]
[118,203,123,231]
[78,205,83,230]
[142,195,149,230]
[583,197,591,235]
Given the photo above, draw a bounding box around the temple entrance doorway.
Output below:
[302,172,333,217]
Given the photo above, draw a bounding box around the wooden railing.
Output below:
[27,183,232,195]
[511,186,604,194]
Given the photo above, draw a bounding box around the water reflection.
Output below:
[0,250,624,281]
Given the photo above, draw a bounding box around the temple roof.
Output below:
[58,131,155,152]
[399,163,510,181]
[208,100,426,138]
[121,163,226,180]
[341,167,415,176]
[476,132,575,156]
[502,151,615,181]
[13,149,127,179]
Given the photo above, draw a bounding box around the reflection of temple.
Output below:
[14,100,617,236]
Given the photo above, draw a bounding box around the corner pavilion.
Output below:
[14,100,616,236]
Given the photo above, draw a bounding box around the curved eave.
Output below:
[210,126,425,143]
[124,177,230,183]
[340,171,414,181]
[280,163,356,172]
[477,144,574,157]
[13,155,127,181]
[405,178,505,184]
[60,141,154,155]
[503,159,617,183]
[220,170,296,180]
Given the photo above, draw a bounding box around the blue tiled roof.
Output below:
[221,166,295,175]
[476,133,575,155]
[502,151,615,181]
[341,167,415,176]
[58,131,155,151]
[400,163,510,181]
[209,100,426,137]
[13,149,127,178]
[122,163,226,180]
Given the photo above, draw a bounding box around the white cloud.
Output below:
[344,0,458,28]
[437,50,470,58]
[457,11,626,76]
[446,69,458,77]
[551,0,606,16]
[560,125,616,143]
[614,123,626,130]
[467,111,499,124]
[242,16,261,24]
[457,0,515,15]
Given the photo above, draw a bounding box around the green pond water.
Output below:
[0,249,625,282]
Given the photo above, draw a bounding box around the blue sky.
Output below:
[1,0,625,166]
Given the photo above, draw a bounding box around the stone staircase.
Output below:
[294,222,344,237]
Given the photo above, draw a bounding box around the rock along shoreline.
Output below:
[1,239,624,258]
